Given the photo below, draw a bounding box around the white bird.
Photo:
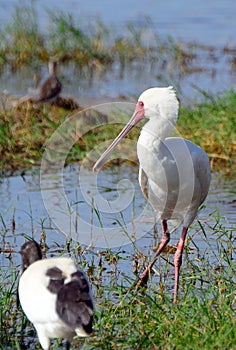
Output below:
[18,240,94,350]
[93,86,211,303]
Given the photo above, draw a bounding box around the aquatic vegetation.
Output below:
[0,2,231,79]
[3,2,46,66]
[178,89,236,173]
[0,89,235,176]
[0,210,235,349]
[0,4,235,176]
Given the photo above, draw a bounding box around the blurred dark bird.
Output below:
[14,61,62,108]
[34,61,62,103]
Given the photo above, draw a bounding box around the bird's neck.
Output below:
[139,116,175,149]
[49,65,57,76]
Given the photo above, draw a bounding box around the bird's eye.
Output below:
[139,101,144,107]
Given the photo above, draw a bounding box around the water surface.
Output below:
[0,0,235,46]
[1,164,235,269]
[0,0,235,101]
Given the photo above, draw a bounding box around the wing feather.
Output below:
[56,270,93,336]
[139,166,149,200]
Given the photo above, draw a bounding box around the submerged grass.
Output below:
[0,210,235,349]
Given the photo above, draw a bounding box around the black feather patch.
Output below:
[56,272,93,335]
[46,267,65,294]
[71,271,90,293]
[20,240,42,270]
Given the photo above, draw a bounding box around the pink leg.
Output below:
[136,220,170,287]
[173,226,188,304]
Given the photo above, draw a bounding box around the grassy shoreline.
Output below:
[0,3,235,177]
[0,89,235,177]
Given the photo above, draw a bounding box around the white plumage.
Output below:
[93,86,211,303]
[18,241,94,350]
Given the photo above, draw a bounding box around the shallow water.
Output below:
[0,163,235,269]
[0,162,235,349]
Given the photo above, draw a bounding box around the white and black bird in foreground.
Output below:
[18,240,94,350]
[93,86,211,303]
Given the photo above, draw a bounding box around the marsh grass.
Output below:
[0,2,232,77]
[0,89,235,176]
[178,89,236,173]
[3,2,46,66]
[0,4,235,176]
[0,268,26,349]
[0,207,235,349]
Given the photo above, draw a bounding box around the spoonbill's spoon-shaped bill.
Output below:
[93,100,145,173]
